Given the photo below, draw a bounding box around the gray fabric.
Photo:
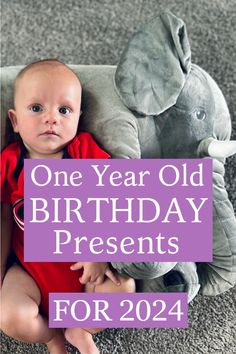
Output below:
[138,262,200,303]
[111,261,177,279]
[115,12,191,116]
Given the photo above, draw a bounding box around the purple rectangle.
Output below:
[49,292,188,328]
[24,159,212,262]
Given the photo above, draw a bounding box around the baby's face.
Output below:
[8,64,82,158]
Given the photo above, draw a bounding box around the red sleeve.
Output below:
[66,132,110,159]
[1,142,21,204]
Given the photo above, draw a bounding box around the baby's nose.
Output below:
[44,111,58,124]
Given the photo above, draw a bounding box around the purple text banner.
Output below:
[24,159,212,262]
[49,292,188,328]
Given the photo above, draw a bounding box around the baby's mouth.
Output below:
[41,130,59,136]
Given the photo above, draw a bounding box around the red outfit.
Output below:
[1,133,109,315]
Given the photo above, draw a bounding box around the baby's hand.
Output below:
[70,262,121,286]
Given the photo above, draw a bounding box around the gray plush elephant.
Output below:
[83,12,236,302]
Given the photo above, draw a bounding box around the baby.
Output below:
[0,59,135,354]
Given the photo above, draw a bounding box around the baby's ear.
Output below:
[8,109,19,132]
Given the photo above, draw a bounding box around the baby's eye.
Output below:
[59,106,71,115]
[31,104,43,112]
[195,109,206,120]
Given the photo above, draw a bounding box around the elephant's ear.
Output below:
[115,11,191,116]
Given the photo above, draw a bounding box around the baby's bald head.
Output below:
[14,59,82,106]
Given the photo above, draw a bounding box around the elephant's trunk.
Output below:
[198,137,236,158]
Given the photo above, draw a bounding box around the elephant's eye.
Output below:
[195,109,206,120]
